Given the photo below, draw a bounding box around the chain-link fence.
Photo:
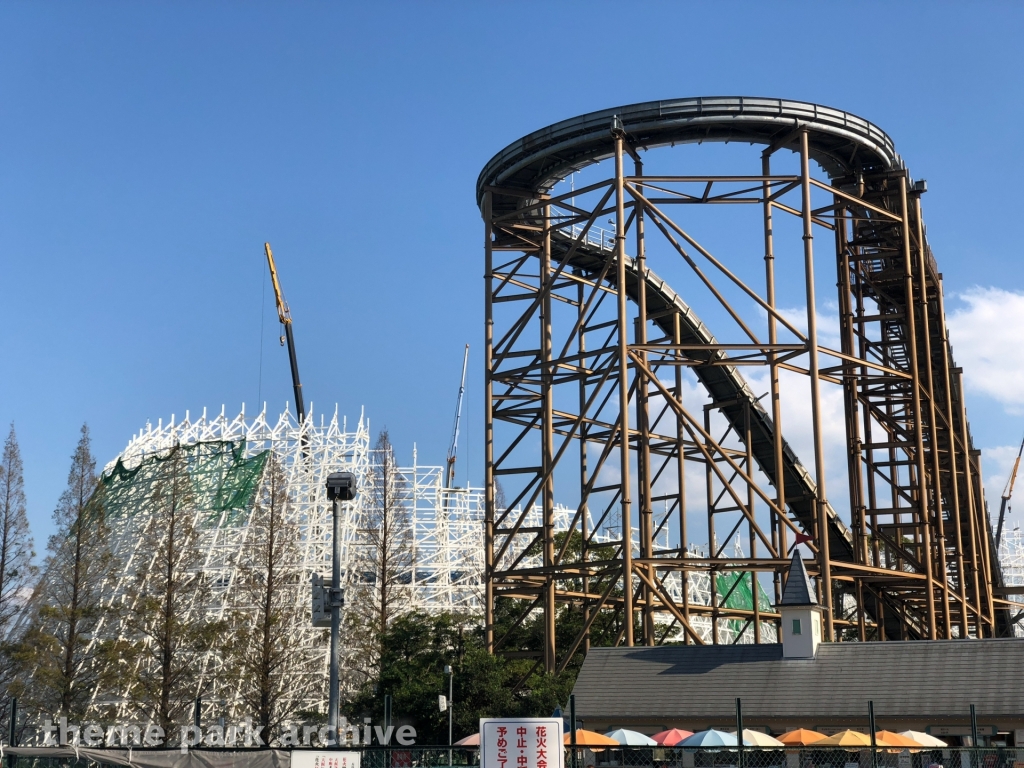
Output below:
[564,747,1023,768]
[0,746,1021,768]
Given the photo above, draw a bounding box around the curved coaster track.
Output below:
[478,97,1014,673]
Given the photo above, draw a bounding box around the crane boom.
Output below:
[264,243,306,423]
[996,433,1024,549]
[445,344,470,490]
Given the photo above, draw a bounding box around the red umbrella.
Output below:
[652,729,694,746]
[454,733,480,746]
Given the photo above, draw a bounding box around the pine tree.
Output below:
[0,424,35,637]
[123,446,223,734]
[13,424,114,721]
[228,454,304,745]
[0,424,36,727]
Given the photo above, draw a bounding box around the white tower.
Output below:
[778,551,823,658]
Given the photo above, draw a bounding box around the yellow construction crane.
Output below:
[264,242,306,423]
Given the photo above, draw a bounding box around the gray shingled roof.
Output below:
[779,553,817,606]
[571,639,1024,720]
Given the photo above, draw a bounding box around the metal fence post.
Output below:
[970,704,979,768]
[869,700,877,768]
[570,694,578,768]
[736,698,744,768]
[386,694,393,768]
[7,697,16,768]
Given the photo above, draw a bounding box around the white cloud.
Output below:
[948,287,1024,412]
[743,366,851,520]
[760,302,842,350]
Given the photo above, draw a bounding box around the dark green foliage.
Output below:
[343,530,625,744]
[345,611,572,745]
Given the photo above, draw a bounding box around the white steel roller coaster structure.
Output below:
[1000,526,1024,637]
[60,403,779,725]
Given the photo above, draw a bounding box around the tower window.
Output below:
[792,618,802,635]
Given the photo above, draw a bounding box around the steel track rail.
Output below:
[477,96,900,213]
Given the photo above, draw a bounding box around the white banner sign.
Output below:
[481,718,564,768]
[292,751,361,768]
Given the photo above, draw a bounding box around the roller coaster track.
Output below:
[479,98,1011,664]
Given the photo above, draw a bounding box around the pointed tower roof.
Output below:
[780,551,818,606]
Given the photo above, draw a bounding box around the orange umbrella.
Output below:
[454,733,480,746]
[564,729,619,747]
[876,732,922,748]
[815,730,875,747]
[777,729,827,746]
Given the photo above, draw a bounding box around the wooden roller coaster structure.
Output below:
[477,98,1017,674]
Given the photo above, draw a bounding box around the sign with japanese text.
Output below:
[481,718,564,768]
[292,751,361,768]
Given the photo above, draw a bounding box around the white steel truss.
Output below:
[86,404,371,724]
[77,405,499,725]
[1000,526,1024,638]
[20,403,786,734]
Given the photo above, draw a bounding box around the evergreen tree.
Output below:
[123,447,223,735]
[0,424,35,637]
[344,611,578,745]
[228,454,304,745]
[13,424,115,721]
[0,424,36,727]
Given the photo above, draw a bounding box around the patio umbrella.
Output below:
[739,730,785,747]
[652,729,694,746]
[604,729,657,746]
[877,732,924,749]
[815,730,877,748]
[679,729,739,748]
[899,732,947,748]
[454,733,480,746]
[564,729,619,747]
[777,729,827,746]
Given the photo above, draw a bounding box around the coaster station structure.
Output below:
[479,97,1016,673]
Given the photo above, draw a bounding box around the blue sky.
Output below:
[3,1,1024,548]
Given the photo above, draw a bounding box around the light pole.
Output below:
[326,472,356,747]
[444,664,453,766]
